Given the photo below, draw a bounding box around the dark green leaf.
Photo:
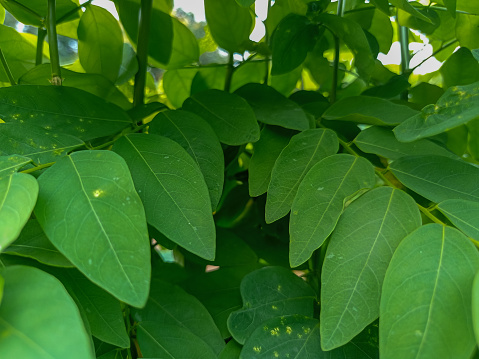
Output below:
[182,90,260,145]
[380,224,479,358]
[370,0,390,15]
[290,154,376,267]
[116,43,138,85]
[219,340,242,359]
[227,266,317,344]
[0,155,32,178]
[235,0,255,7]
[0,0,79,26]
[161,18,199,69]
[441,47,479,89]
[473,271,479,347]
[437,200,479,240]
[398,8,440,34]
[321,187,421,350]
[112,134,216,260]
[34,150,151,307]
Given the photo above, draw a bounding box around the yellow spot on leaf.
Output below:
[274,351,279,358]
[270,327,280,336]
[272,305,278,310]
[286,326,292,334]
[93,189,104,198]
[253,346,262,353]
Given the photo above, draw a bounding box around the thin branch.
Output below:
[56,0,92,23]
[0,47,16,85]
[47,0,62,85]
[263,0,272,84]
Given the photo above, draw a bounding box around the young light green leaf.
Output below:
[133,278,225,355]
[0,85,132,141]
[235,83,311,131]
[394,81,479,142]
[0,155,32,178]
[0,173,38,252]
[265,128,339,223]
[182,90,260,145]
[163,68,198,108]
[249,126,295,197]
[149,110,224,211]
[205,0,254,53]
[321,187,421,350]
[78,5,123,82]
[0,265,94,359]
[290,154,376,267]
[380,224,479,359]
[437,199,479,240]
[34,150,151,307]
[355,126,458,160]
[389,0,432,23]
[3,220,73,268]
[160,18,199,69]
[0,123,84,164]
[112,134,216,260]
[323,96,418,126]
[390,155,479,203]
[227,266,317,344]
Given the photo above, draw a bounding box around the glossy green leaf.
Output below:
[323,96,418,126]
[271,14,318,75]
[78,5,123,82]
[19,64,132,110]
[390,155,479,203]
[472,271,479,347]
[394,81,479,142]
[182,90,260,146]
[320,187,421,350]
[440,47,479,89]
[235,83,310,131]
[134,278,225,355]
[265,128,339,224]
[0,265,94,359]
[163,68,198,108]
[389,0,432,23]
[219,340,242,359]
[0,155,32,178]
[249,126,294,197]
[0,0,79,26]
[290,154,376,267]
[112,134,216,260]
[34,150,150,307]
[437,200,479,240]
[317,14,375,78]
[205,0,254,53]
[0,173,38,252]
[0,123,84,165]
[3,220,73,268]
[0,85,132,141]
[456,14,479,49]
[227,266,316,344]
[380,224,479,359]
[149,110,224,211]
[354,126,458,160]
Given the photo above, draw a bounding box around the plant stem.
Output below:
[0,47,16,85]
[409,38,457,72]
[47,0,62,85]
[263,0,272,85]
[224,52,234,92]
[330,0,345,103]
[21,162,55,174]
[56,0,92,23]
[36,28,47,66]
[133,0,153,107]
[398,12,409,101]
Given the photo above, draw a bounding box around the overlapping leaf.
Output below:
[289,154,376,267]
[0,0,79,26]
[34,150,151,307]
[380,224,479,358]
[320,187,421,350]
[437,200,479,240]
[0,155,31,178]
[112,134,216,260]
[265,128,339,223]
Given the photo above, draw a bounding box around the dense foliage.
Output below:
[1,0,479,358]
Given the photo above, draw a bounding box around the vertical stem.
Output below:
[263,0,272,84]
[133,0,153,107]
[398,14,410,101]
[47,0,62,85]
[0,47,16,85]
[224,52,234,92]
[36,28,47,66]
[330,0,345,103]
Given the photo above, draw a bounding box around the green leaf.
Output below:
[134,278,225,355]
[0,173,38,252]
[440,47,479,89]
[249,126,294,197]
[456,14,479,49]
[117,43,138,85]
[227,266,316,344]
[0,85,132,141]
[34,150,151,307]
[182,90,260,146]
[219,340,242,359]
[265,128,339,223]
[394,81,479,142]
[437,200,479,240]
[354,126,458,160]
[371,0,390,15]
[320,187,421,350]
[3,220,73,268]
[205,0,254,53]
[389,0,432,23]
[159,18,199,69]
[271,14,318,75]
[0,265,94,359]
[236,0,255,6]
[444,0,456,16]
[0,123,84,165]
[0,155,32,178]
[149,110,224,211]
[0,0,79,26]
[163,68,198,108]
[473,271,479,347]
[19,64,132,110]
[78,5,123,82]
[390,155,479,203]
[112,134,216,260]
[290,154,376,267]
[317,14,375,78]
[323,96,418,126]
[235,83,311,131]
[380,224,479,358]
